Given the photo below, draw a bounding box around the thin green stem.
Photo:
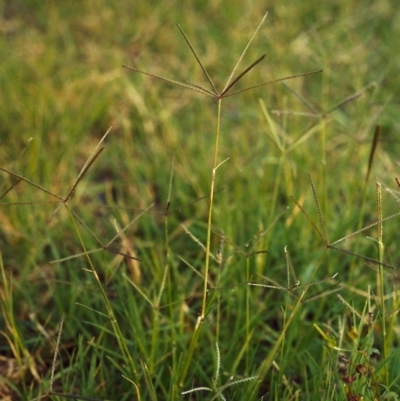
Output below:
[202,98,222,321]
[248,288,307,399]
[65,204,139,382]
[376,182,388,386]
[164,209,179,399]
[0,252,35,389]
[215,256,222,344]
[178,317,203,388]
[245,257,250,374]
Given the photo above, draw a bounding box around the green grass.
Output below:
[1,1,400,400]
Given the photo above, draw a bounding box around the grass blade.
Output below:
[177,24,218,96]
[365,125,380,184]
[220,54,266,97]
[123,65,216,97]
[0,167,63,202]
[222,10,268,93]
[222,70,323,98]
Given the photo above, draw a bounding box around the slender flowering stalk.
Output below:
[124,12,322,390]
[124,11,322,323]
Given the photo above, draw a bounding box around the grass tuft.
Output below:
[1,2,400,400]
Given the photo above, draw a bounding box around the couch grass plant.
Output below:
[1,1,400,400]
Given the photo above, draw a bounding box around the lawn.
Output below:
[1,1,400,400]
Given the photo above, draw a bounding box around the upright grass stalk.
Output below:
[376,182,388,386]
[65,204,139,382]
[247,288,307,399]
[163,160,180,399]
[0,252,39,392]
[124,14,320,318]
[177,316,203,388]
[245,257,251,374]
[124,12,322,394]
[145,161,175,375]
[202,98,222,320]
[349,125,381,280]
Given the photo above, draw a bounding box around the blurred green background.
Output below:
[1,0,400,399]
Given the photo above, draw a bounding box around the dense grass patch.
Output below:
[1,1,400,400]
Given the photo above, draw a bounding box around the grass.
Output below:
[1,1,400,400]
